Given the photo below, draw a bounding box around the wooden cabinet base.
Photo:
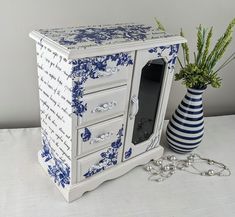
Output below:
[38,145,163,202]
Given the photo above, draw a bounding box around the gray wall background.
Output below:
[0,0,234,129]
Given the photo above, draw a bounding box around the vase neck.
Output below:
[187,88,206,95]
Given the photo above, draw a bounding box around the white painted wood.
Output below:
[78,85,128,127]
[76,140,124,182]
[30,23,185,202]
[29,24,186,59]
[67,37,186,60]
[81,52,135,94]
[77,116,123,156]
[68,36,186,60]
[36,43,73,168]
[123,49,174,160]
[38,145,164,202]
[71,111,78,185]
[29,31,70,58]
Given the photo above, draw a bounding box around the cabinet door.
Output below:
[123,45,179,160]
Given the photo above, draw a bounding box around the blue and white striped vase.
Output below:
[166,87,206,153]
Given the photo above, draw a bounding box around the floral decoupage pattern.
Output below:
[38,23,173,50]
[124,147,132,159]
[41,134,70,188]
[71,53,133,117]
[148,44,179,72]
[83,126,124,178]
[81,127,92,142]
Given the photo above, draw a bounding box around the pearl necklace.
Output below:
[144,153,231,182]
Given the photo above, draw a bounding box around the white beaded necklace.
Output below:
[144,153,231,182]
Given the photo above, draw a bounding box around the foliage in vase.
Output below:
[155,18,235,89]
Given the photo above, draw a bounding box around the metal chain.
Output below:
[144,153,231,182]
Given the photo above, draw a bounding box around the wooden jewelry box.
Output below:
[29,23,185,202]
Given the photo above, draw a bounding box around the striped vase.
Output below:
[166,87,206,153]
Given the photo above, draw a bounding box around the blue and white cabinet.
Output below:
[30,23,185,202]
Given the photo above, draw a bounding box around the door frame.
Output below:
[122,44,179,161]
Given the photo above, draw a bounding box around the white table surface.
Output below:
[1,115,235,217]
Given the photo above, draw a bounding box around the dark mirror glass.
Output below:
[132,58,165,145]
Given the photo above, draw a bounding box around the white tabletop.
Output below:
[1,115,235,217]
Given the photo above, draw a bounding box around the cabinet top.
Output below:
[29,23,186,59]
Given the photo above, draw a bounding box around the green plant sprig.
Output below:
[155,18,235,89]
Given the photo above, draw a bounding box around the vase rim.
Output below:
[187,86,207,91]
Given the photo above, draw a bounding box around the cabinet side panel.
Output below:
[36,43,73,188]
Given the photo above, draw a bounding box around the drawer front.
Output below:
[77,126,124,182]
[78,116,123,156]
[72,52,134,94]
[78,85,127,127]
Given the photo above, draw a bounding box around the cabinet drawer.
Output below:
[78,116,123,156]
[78,85,127,127]
[74,52,134,94]
[77,126,124,182]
